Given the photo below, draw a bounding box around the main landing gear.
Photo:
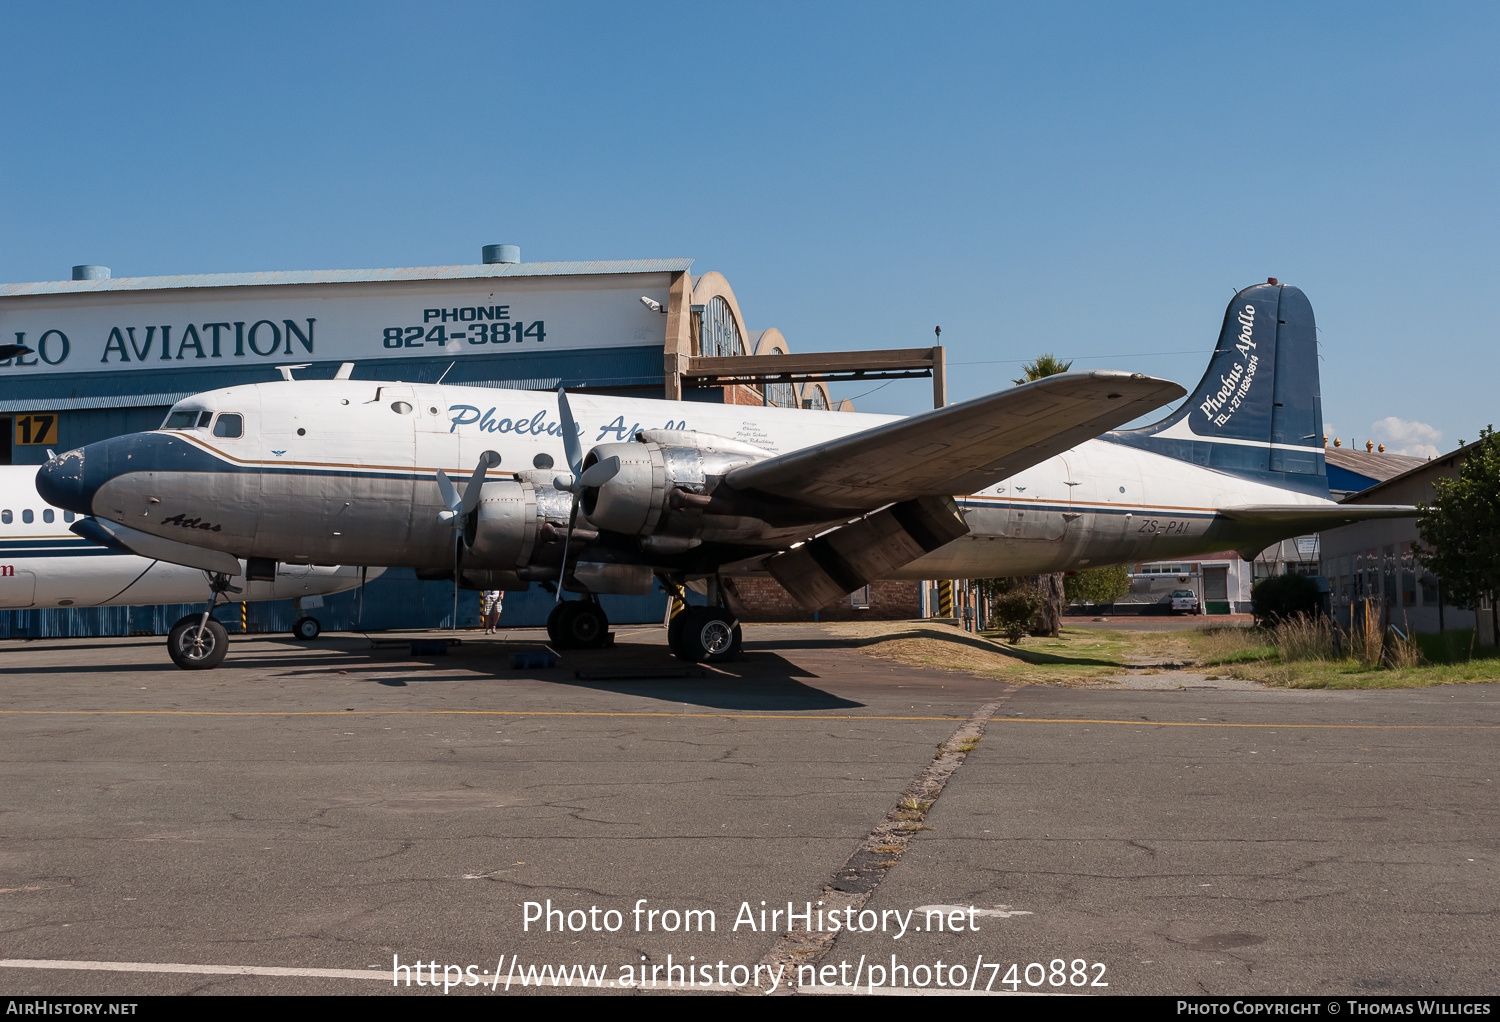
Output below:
[664,578,742,664]
[546,598,610,650]
[167,571,241,671]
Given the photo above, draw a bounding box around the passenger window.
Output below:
[22,509,34,524]
[64,511,75,523]
[1,510,10,524]
[42,509,54,523]
[213,413,244,438]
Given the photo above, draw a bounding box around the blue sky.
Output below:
[2,2,1495,456]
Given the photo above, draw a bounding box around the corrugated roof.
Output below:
[1341,446,1468,504]
[1324,447,1428,484]
[0,259,695,298]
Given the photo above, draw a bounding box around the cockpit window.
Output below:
[212,413,244,439]
[197,410,213,428]
[164,410,202,430]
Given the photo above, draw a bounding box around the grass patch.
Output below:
[798,618,1500,690]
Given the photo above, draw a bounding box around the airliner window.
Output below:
[42,509,54,523]
[1,510,10,524]
[64,511,75,522]
[22,509,33,524]
[213,413,244,438]
[197,411,212,427]
[163,410,201,430]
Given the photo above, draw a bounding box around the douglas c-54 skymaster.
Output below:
[37,281,1414,668]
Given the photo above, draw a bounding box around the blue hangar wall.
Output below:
[0,257,733,637]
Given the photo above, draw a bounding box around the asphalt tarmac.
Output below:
[0,624,1494,996]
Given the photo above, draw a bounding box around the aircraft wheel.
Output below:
[675,607,742,664]
[167,614,230,671]
[666,607,689,657]
[545,602,570,645]
[556,602,609,649]
[292,616,321,640]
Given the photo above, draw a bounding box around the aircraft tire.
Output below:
[556,602,609,649]
[292,616,321,640]
[675,607,742,664]
[545,602,570,645]
[666,608,689,657]
[167,615,230,671]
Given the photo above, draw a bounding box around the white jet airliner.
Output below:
[1,464,379,664]
[36,281,1414,667]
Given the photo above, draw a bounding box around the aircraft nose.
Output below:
[35,448,97,515]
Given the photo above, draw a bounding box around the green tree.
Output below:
[1064,565,1131,605]
[1417,425,1500,614]
[1013,353,1073,386]
[1011,352,1074,635]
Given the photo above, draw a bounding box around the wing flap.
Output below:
[726,371,1186,510]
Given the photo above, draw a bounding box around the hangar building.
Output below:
[0,249,878,636]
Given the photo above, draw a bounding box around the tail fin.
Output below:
[1104,281,1328,497]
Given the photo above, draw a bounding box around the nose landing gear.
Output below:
[167,571,241,670]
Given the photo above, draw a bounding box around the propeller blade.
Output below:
[452,533,461,629]
[435,469,462,516]
[556,386,584,475]
[0,344,32,361]
[579,455,621,489]
[556,493,579,604]
[459,450,501,517]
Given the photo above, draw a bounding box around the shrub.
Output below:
[989,582,1043,644]
[1251,573,1321,625]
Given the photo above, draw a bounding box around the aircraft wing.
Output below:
[725,371,1186,510]
[1217,505,1418,529]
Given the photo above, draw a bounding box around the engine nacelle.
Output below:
[463,477,570,568]
[579,431,772,538]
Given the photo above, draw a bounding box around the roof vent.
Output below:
[72,265,110,280]
[482,244,520,265]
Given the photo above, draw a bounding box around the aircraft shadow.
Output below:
[743,625,1124,668]
[256,643,863,712]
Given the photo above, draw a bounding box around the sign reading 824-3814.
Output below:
[382,306,545,349]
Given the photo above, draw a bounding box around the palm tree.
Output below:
[1013,352,1072,636]
[1013,353,1073,386]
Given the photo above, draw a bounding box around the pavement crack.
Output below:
[744,692,1014,994]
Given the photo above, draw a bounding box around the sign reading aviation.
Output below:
[0,279,672,375]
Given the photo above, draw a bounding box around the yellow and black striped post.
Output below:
[240,601,247,634]
[937,579,954,618]
[665,583,688,630]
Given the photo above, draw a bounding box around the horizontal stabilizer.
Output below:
[728,371,1186,512]
[1217,504,1418,529]
[72,517,243,575]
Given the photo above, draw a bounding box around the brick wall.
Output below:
[728,577,923,622]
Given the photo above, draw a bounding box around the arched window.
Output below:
[700,296,744,358]
[766,349,797,407]
[804,386,830,410]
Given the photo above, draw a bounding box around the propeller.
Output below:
[435,450,501,627]
[549,391,626,604]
